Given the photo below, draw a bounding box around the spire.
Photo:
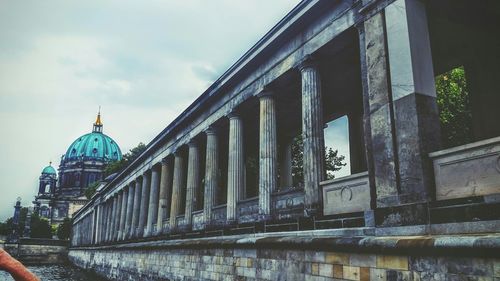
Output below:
[92,107,103,133]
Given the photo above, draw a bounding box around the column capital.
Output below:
[173,150,181,157]
[205,126,218,136]
[297,55,319,72]
[227,111,241,120]
[257,87,274,99]
[161,157,169,165]
[188,139,198,148]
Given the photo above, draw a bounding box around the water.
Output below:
[0,264,107,281]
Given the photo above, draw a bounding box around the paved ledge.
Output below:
[70,228,500,258]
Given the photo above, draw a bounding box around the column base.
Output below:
[303,204,321,217]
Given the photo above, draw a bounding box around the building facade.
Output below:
[69,0,500,280]
[34,113,122,225]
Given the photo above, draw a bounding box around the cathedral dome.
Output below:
[41,163,57,175]
[63,112,122,162]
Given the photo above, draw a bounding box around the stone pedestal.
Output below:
[138,171,151,237]
[299,57,325,216]
[170,151,185,229]
[227,113,244,223]
[131,179,141,238]
[258,91,277,220]
[157,159,172,234]
[204,127,219,227]
[185,141,200,227]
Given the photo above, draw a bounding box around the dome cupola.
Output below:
[63,111,122,163]
[41,162,57,175]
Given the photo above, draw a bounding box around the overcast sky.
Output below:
[0,0,350,221]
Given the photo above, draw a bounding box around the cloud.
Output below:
[0,0,300,220]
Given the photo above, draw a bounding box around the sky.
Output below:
[0,0,350,221]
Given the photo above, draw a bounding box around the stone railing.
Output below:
[192,210,204,231]
[320,171,370,216]
[212,204,227,226]
[430,136,500,200]
[272,187,304,219]
[238,197,259,223]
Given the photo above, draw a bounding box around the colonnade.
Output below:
[71,0,445,247]
[79,60,325,245]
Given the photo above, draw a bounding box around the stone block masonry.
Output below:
[68,232,500,281]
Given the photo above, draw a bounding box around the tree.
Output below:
[103,142,147,177]
[30,213,52,239]
[436,66,472,148]
[291,134,346,186]
[325,147,347,180]
[84,181,100,199]
[56,218,72,240]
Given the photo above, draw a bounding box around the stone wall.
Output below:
[69,232,500,281]
[3,239,68,264]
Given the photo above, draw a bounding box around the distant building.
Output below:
[34,112,122,225]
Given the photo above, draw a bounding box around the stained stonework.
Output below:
[68,233,500,281]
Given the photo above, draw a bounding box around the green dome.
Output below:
[64,132,122,162]
[41,165,57,175]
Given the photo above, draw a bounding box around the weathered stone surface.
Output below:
[138,171,151,237]
[258,92,278,220]
[68,236,500,281]
[300,58,325,215]
[430,136,500,200]
[157,159,172,234]
[322,172,370,215]
[170,151,185,228]
[227,113,244,222]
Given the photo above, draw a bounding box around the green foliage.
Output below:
[56,218,72,240]
[290,134,346,185]
[436,67,472,148]
[0,221,10,236]
[84,181,100,199]
[30,213,52,239]
[104,142,147,177]
[291,135,304,186]
[325,147,347,180]
[1,208,53,239]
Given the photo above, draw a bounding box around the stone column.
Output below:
[119,188,128,240]
[157,158,172,234]
[185,140,200,227]
[258,91,278,220]
[170,151,185,229]
[114,192,122,241]
[105,200,112,242]
[279,138,293,188]
[138,171,151,237]
[96,204,103,244]
[203,127,218,227]
[359,0,441,224]
[131,179,141,238]
[299,57,325,216]
[100,203,105,243]
[227,113,244,223]
[108,195,117,242]
[145,166,160,237]
[125,182,135,239]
